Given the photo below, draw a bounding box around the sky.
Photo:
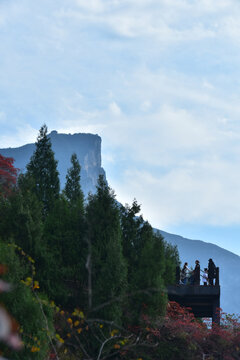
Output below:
[1,0,240,255]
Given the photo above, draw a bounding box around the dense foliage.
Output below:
[0,242,54,360]
[86,176,127,324]
[0,154,18,196]
[27,124,60,215]
[4,125,240,359]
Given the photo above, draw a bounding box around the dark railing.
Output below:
[215,267,219,286]
[175,265,220,286]
[170,264,220,323]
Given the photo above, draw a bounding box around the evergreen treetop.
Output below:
[27,124,60,214]
[64,153,84,206]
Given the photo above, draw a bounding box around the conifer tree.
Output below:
[42,195,72,304]
[163,240,180,285]
[0,176,43,255]
[64,153,84,206]
[42,193,87,308]
[0,173,53,302]
[26,124,60,214]
[86,175,127,324]
[43,154,86,307]
[120,201,176,321]
[63,153,86,306]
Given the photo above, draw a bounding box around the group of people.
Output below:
[180,259,217,286]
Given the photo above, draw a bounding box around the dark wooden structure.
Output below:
[167,267,220,324]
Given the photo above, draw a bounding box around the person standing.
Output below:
[180,262,190,284]
[208,259,216,286]
[193,260,200,285]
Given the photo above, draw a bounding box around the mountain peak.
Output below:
[0,132,106,195]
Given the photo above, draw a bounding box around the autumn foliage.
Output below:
[0,154,18,196]
[132,301,240,360]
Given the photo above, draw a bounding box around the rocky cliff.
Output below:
[0,131,106,196]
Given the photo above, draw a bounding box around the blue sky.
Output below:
[2,0,240,255]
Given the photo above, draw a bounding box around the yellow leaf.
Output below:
[31,346,40,352]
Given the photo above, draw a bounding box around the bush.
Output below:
[0,241,54,360]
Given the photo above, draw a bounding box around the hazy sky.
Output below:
[1,0,240,255]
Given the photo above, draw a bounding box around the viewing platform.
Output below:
[167,264,220,324]
[167,284,220,323]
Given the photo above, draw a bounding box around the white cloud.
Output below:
[75,0,104,12]
[2,0,240,238]
[0,124,38,148]
[222,16,240,43]
[112,158,240,229]
[128,67,240,117]
[202,80,214,90]
[56,0,240,45]
[102,152,115,165]
[0,112,6,124]
[140,100,151,111]
[109,102,121,116]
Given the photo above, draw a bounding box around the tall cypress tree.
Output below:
[42,195,73,305]
[120,201,175,321]
[64,153,84,206]
[63,153,86,305]
[27,124,60,214]
[43,153,87,307]
[42,154,86,307]
[86,175,127,324]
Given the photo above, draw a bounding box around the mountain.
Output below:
[159,230,240,315]
[0,131,106,196]
[1,131,239,315]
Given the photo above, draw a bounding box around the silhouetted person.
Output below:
[208,259,216,286]
[193,260,200,285]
